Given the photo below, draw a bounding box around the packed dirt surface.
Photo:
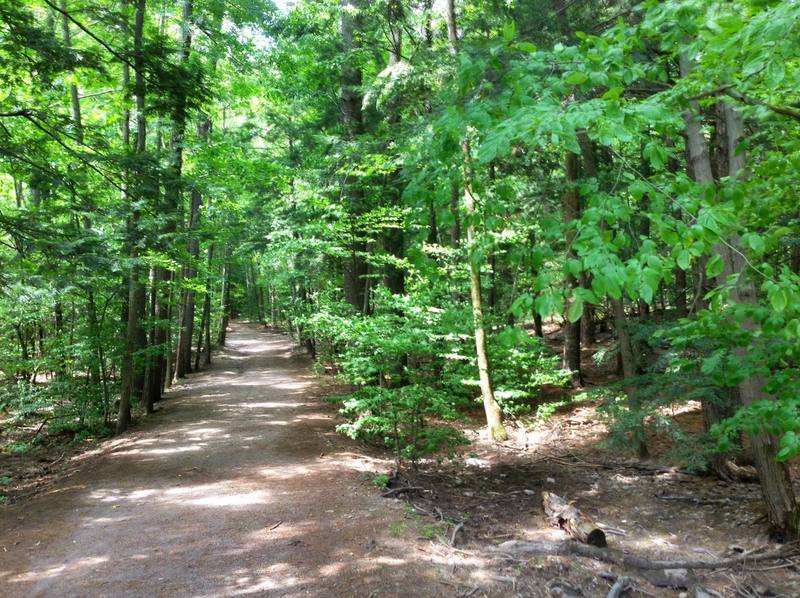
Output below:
[0,323,448,597]
[4,323,800,597]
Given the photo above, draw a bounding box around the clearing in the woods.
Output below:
[1,323,799,597]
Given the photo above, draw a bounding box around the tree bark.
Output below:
[117,0,147,433]
[168,0,196,381]
[218,244,232,346]
[340,0,368,311]
[463,139,507,442]
[445,0,458,53]
[542,491,607,547]
[681,53,800,537]
[562,150,582,386]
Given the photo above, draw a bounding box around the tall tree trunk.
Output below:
[194,246,213,372]
[445,0,458,53]
[117,0,147,433]
[578,131,643,455]
[562,151,582,386]
[166,0,195,381]
[463,139,507,442]
[339,0,368,311]
[174,169,202,379]
[445,2,506,441]
[218,244,232,346]
[681,53,800,537]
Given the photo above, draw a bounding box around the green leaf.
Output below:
[705,254,723,278]
[744,233,765,255]
[564,71,588,85]
[677,250,691,271]
[567,297,584,323]
[770,288,788,313]
[513,42,537,53]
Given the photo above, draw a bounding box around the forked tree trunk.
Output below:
[681,53,800,537]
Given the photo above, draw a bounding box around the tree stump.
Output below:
[542,491,607,547]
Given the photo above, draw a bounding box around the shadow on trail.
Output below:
[0,322,450,597]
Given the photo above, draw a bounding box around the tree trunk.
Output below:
[168,0,196,381]
[194,247,212,373]
[579,130,644,455]
[681,53,800,537]
[340,0,368,311]
[463,140,507,442]
[174,176,202,379]
[218,244,232,346]
[562,151,582,386]
[445,0,458,53]
[117,0,147,433]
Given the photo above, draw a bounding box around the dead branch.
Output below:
[450,522,463,547]
[496,539,799,571]
[382,485,424,497]
[607,575,632,598]
[542,491,607,547]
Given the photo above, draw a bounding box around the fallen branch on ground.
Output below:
[496,539,799,570]
[382,485,424,497]
[542,491,607,547]
[606,575,632,598]
[450,522,463,547]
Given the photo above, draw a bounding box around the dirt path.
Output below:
[0,323,447,597]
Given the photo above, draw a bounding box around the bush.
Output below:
[329,384,466,469]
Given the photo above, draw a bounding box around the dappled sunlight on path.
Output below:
[0,322,447,597]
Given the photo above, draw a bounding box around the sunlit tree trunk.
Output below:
[462,140,507,441]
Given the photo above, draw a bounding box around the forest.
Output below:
[1,0,800,595]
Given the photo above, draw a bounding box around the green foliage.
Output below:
[371,473,389,489]
[442,325,569,416]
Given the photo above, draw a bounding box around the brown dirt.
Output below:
[0,322,448,597]
[4,322,800,597]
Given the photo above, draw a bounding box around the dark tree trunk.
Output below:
[218,244,232,346]
[117,0,147,433]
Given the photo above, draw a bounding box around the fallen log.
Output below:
[542,491,607,547]
[496,539,798,571]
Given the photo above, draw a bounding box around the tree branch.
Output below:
[0,110,33,118]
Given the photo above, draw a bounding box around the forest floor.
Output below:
[2,322,800,597]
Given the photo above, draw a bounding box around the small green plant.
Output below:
[388,520,406,537]
[421,523,438,540]
[4,440,33,454]
[372,473,390,489]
